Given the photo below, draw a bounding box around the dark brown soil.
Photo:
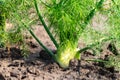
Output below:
[0,25,120,80]
[0,47,120,80]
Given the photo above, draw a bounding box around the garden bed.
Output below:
[0,26,120,80]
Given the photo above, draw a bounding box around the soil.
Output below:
[0,25,120,80]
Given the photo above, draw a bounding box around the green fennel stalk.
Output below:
[23,23,55,59]
[34,0,59,48]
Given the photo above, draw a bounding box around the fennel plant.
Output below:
[33,0,105,68]
[0,0,35,55]
[0,0,6,47]
[102,0,120,70]
[81,0,120,71]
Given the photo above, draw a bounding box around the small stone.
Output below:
[10,71,19,78]
[8,62,19,67]
[27,67,36,75]
[21,75,27,79]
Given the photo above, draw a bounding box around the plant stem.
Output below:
[34,0,59,48]
[85,59,107,63]
[77,37,114,55]
[23,23,55,60]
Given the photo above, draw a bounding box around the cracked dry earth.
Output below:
[0,25,120,80]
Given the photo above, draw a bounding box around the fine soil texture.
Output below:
[0,25,120,80]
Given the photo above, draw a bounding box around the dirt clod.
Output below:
[10,71,19,78]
